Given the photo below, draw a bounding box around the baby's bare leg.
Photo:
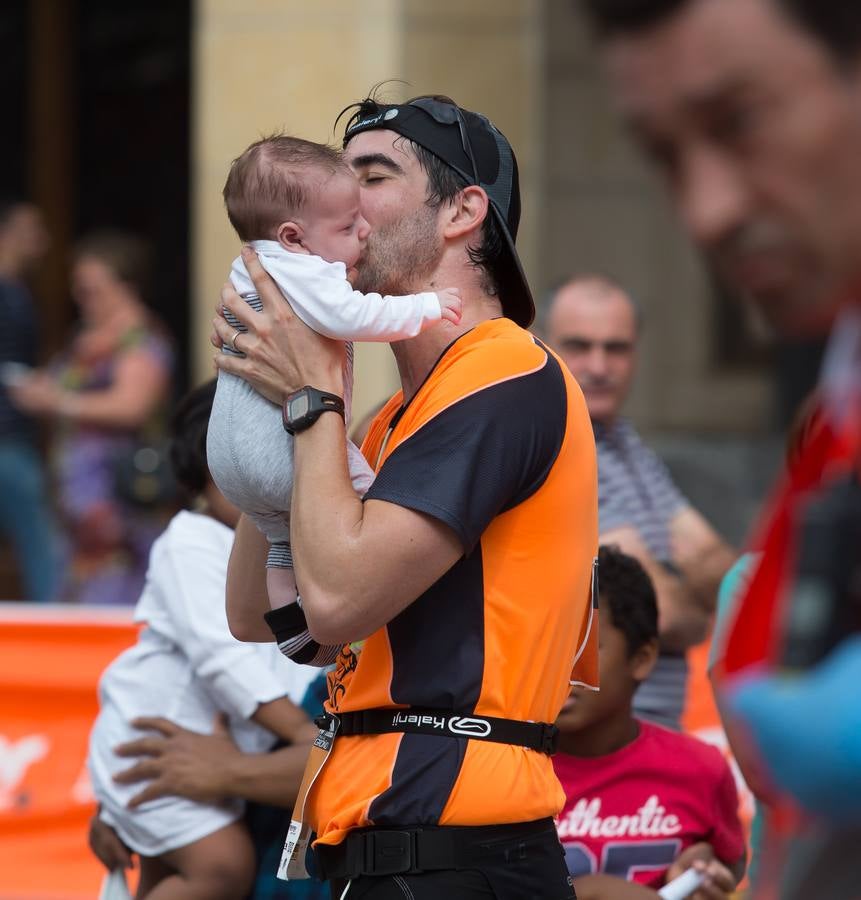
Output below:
[137,822,255,900]
[266,565,298,611]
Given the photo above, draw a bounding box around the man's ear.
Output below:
[442,185,489,241]
[630,637,659,683]
[276,221,305,253]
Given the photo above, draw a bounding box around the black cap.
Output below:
[343,98,535,328]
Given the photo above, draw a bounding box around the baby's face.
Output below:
[300,171,371,274]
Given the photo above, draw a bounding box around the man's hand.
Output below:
[665,843,739,900]
[211,246,344,405]
[88,812,134,871]
[112,715,238,808]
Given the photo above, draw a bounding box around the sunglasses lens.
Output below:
[410,97,458,125]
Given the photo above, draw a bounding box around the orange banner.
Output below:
[0,604,138,900]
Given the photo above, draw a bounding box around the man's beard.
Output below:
[354,203,443,297]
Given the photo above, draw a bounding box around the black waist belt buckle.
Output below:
[349,829,419,877]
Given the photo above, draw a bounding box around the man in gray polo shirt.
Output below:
[546,274,735,728]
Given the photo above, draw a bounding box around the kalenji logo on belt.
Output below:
[447,717,492,737]
[392,712,446,730]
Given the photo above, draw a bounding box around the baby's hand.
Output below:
[438,288,462,325]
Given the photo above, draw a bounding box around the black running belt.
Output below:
[316,708,559,755]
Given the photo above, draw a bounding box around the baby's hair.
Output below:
[223,134,348,242]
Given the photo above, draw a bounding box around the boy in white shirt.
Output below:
[206,135,461,664]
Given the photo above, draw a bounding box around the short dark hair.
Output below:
[598,544,659,656]
[338,91,507,300]
[581,0,861,63]
[73,230,154,302]
[223,134,348,242]
[169,379,217,500]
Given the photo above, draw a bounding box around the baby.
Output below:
[207,135,460,663]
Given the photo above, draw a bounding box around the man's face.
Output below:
[344,129,444,296]
[0,204,49,269]
[602,0,861,336]
[546,284,637,425]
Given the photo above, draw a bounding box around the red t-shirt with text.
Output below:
[553,720,745,888]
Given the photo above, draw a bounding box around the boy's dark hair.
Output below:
[598,544,659,656]
[223,134,348,242]
[581,0,861,64]
[169,379,217,500]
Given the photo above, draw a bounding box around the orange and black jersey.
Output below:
[309,318,598,847]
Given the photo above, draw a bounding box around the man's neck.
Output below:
[392,257,502,401]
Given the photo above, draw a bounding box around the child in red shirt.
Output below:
[554,546,746,899]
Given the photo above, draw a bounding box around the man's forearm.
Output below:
[682,541,737,612]
[291,411,368,640]
[223,743,313,807]
[601,526,710,651]
[226,514,273,642]
[291,413,463,645]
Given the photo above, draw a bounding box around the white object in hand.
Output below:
[658,867,706,900]
[97,870,133,900]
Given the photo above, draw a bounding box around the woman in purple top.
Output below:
[10,230,173,604]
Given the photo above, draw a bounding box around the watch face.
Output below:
[289,394,310,421]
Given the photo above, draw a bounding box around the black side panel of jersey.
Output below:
[363,349,568,554]
[367,549,484,826]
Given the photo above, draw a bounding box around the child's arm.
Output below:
[251,696,319,744]
[573,875,660,900]
[663,845,741,898]
[253,250,461,341]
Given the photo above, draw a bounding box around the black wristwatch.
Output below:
[282,386,345,435]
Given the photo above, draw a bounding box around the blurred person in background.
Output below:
[10,230,174,605]
[555,546,744,900]
[0,195,60,603]
[581,0,861,894]
[87,379,322,899]
[546,275,735,730]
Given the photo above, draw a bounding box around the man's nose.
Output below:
[585,346,610,378]
[677,144,749,249]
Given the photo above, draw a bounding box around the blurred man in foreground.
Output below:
[581,0,861,894]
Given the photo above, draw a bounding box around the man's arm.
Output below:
[600,525,712,651]
[669,506,736,613]
[225,514,275,642]
[291,413,464,644]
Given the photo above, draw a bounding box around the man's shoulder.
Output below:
[405,319,571,432]
[437,317,551,385]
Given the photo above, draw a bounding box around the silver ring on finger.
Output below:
[226,328,242,353]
